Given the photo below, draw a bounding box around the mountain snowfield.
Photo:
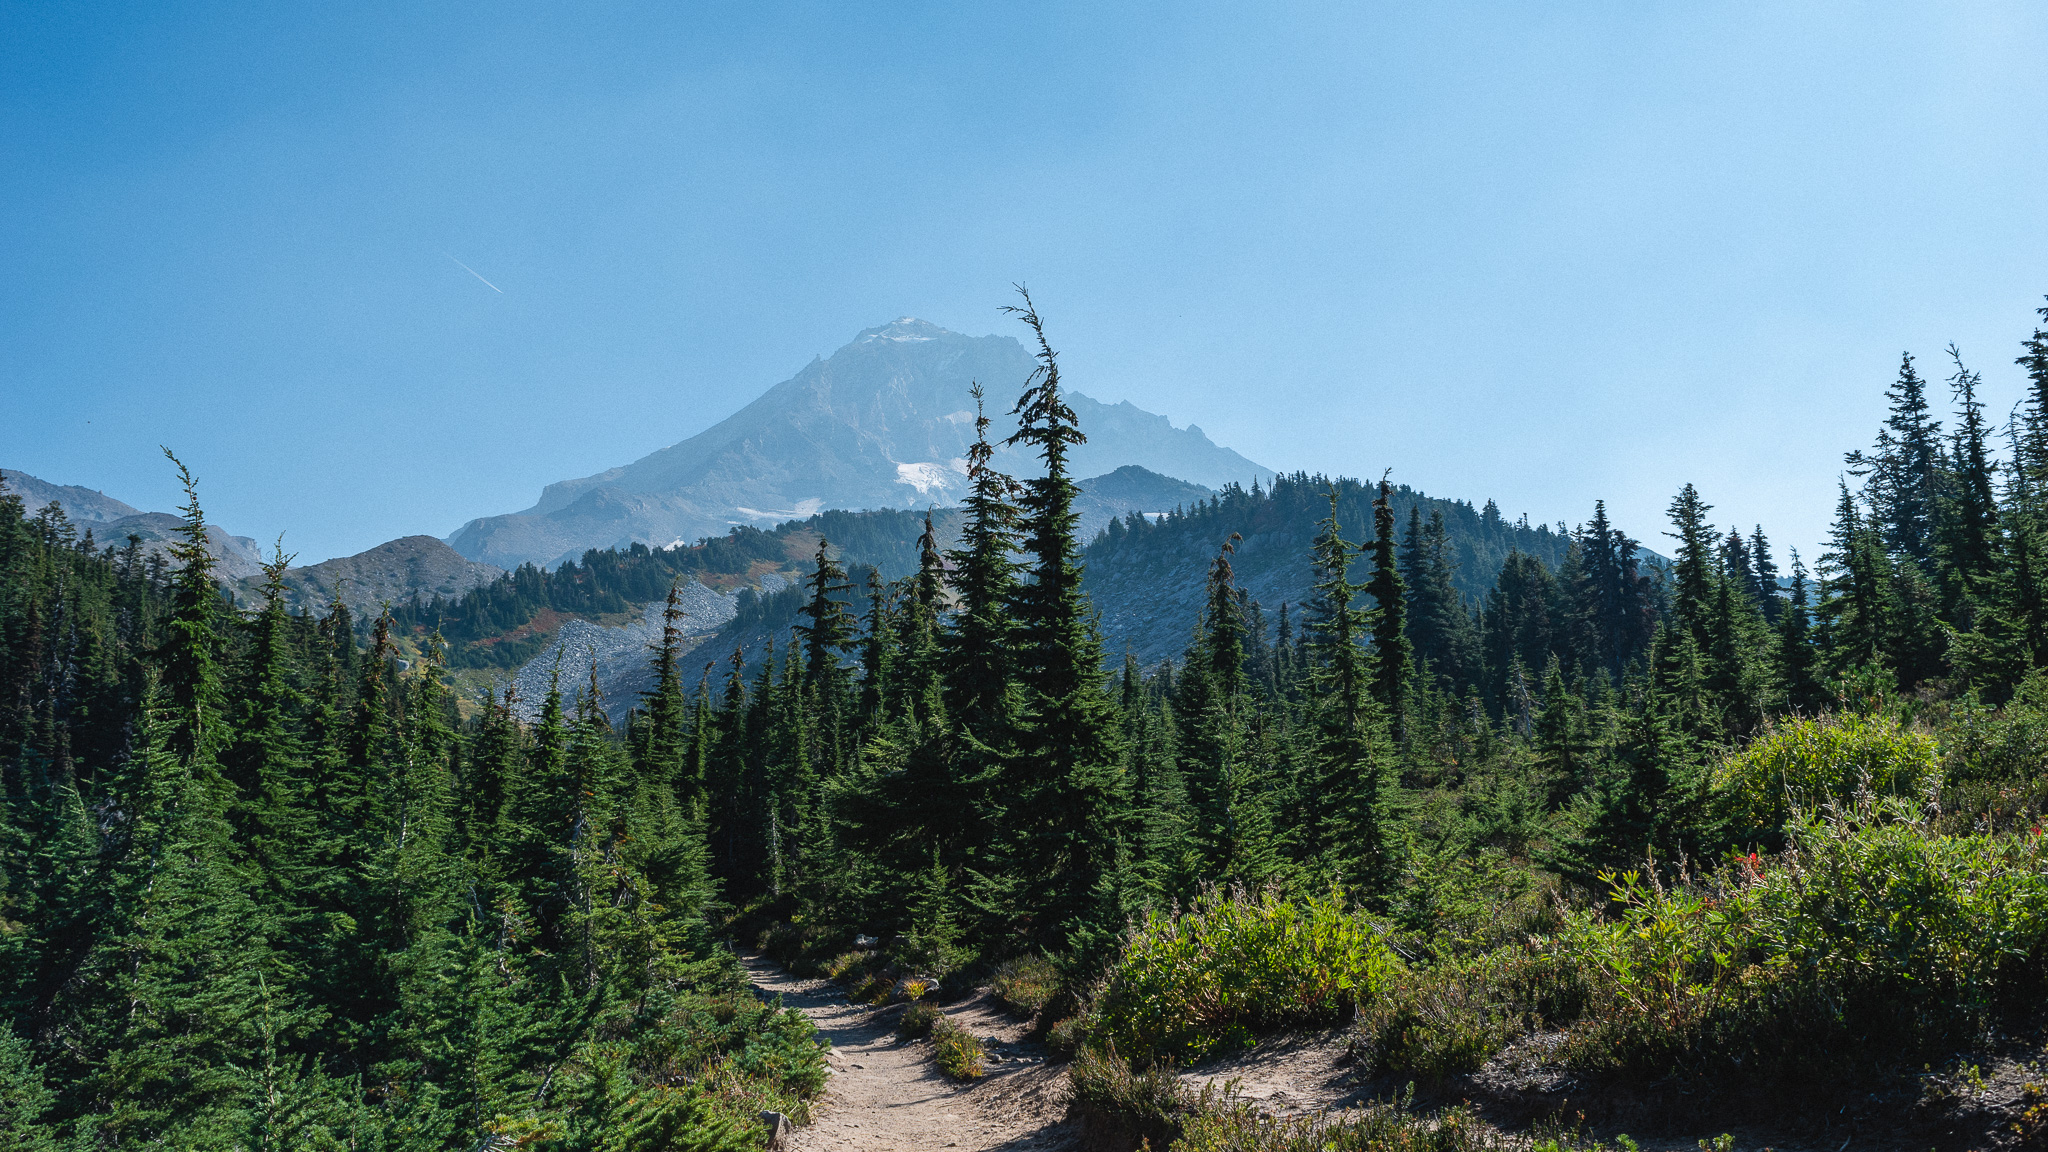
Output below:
[446,317,1274,569]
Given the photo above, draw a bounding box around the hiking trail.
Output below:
[742,954,1078,1151]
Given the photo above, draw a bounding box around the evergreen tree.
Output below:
[1938,345,2002,626]
[1365,477,1412,741]
[942,384,1022,743]
[1299,490,1394,894]
[1775,550,1826,712]
[1847,352,1943,566]
[998,289,1131,954]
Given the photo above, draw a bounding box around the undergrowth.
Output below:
[992,954,1060,1017]
[1092,887,1398,1064]
[930,1016,986,1080]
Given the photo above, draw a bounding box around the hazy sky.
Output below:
[5,2,2045,565]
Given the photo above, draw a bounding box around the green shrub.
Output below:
[991,954,1059,1017]
[1557,801,2048,1087]
[1044,1015,1090,1063]
[930,1017,985,1080]
[1353,947,1582,1080]
[1068,1044,1190,1150]
[1094,887,1399,1065]
[1715,713,1937,841]
[897,1001,941,1040]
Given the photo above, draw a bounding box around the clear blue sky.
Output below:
[5,1,2045,565]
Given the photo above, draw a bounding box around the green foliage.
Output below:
[897,1001,941,1039]
[1354,947,1582,1080]
[0,1022,56,1151]
[1094,887,1398,1064]
[990,954,1059,1018]
[1363,800,2048,1096]
[1715,712,1938,840]
[1044,1015,1090,1062]
[1069,1044,1190,1150]
[928,1016,985,1080]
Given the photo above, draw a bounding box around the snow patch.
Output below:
[895,461,963,496]
[731,497,825,522]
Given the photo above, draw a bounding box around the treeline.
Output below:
[1082,470,1604,666]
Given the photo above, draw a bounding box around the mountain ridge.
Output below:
[447,318,1273,569]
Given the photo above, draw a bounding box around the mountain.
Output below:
[242,535,506,617]
[1,468,144,524]
[447,318,1273,569]
[2,468,265,581]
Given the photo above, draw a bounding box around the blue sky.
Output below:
[4,1,2045,565]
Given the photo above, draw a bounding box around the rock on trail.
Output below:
[741,954,1077,1152]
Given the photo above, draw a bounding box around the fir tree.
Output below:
[1365,477,1412,741]
[997,289,1131,954]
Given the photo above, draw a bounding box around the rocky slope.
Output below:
[447,318,1272,569]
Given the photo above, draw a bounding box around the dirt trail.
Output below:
[742,955,1077,1152]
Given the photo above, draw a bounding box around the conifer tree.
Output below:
[1532,656,1587,805]
[1664,484,1718,645]
[1847,353,1944,566]
[1749,525,1781,622]
[796,540,857,693]
[942,384,1021,742]
[1300,490,1394,894]
[998,289,1131,953]
[1776,550,1826,712]
[1938,345,2002,626]
[1365,478,1411,741]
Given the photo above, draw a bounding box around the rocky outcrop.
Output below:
[506,580,743,721]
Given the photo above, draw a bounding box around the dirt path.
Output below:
[742,955,1077,1151]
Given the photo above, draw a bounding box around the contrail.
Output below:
[444,252,503,293]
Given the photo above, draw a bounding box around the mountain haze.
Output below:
[447,318,1273,569]
[3,467,266,581]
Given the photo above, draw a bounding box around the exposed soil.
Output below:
[744,953,2048,1152]
[743,955,1079,1152]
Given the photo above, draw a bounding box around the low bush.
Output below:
[991,953,1059,1017]
[1354,800,2048,1097]
[1068,1043,1191,1150]
[930,1017,985,1080]
[1173,1092,1515,1152]
[1714,713,1937,843]
[1556,800,2048,1088]
[1353,947,1583,1080]
[1044,1015,1090,1063]
[1093,887,1399,1064]
[897,1001,941,1040]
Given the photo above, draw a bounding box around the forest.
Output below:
[6,294,2048,1149]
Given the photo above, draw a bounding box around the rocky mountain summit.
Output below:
[447,318,1272,569]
